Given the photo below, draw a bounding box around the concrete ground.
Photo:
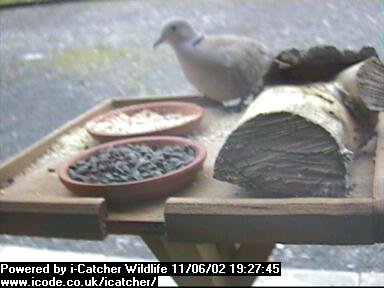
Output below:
[0,0,383,275]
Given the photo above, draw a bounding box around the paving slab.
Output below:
[359,272,384,286]
[254,268,359,286]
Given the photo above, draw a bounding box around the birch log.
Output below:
[214,54,383,197]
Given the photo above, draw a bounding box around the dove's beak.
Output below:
[153,37,163,49]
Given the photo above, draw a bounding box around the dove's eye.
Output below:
[171,25,177,31]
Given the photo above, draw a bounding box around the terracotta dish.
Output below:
[58,136,207,203]
[86,101,204,142]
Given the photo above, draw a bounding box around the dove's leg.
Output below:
[222,80,265,112]
[236,79,265,110]
[222,98,242,108]
[239,93,255,107]
[222,98,246,112]
[227,93,256,112]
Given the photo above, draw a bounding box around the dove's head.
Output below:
[154,18,200,48]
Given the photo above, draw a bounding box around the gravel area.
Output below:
[0,0,383,272]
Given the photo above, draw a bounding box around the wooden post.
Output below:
[142,236,274,287]
[142,236,228,286]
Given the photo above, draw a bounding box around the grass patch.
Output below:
[0,0,47,5]
[49,44,156,93]
[51,45,134,72]
[0,0,93,7]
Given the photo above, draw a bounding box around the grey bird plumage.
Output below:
[154,18,273,106]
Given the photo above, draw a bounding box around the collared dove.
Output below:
[154,18,273,107]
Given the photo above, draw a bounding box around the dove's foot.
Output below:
[222,98,245,112]
[222,98,242,112]
[222,98,241,107]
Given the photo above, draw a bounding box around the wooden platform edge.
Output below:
[111,94,207,108]
[164,197,382,244]
[0,197,107,240]
[111,94,210,109]
[373,113,384,242]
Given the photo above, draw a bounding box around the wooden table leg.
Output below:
[142,236,228,286]
[229,243,276,287]
[142,236,275,287]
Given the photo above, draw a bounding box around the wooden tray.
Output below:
[0,95,383,244]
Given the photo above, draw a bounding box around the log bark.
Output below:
[214,50,383,197]
[336,57,384,111]
[264,46,379,85]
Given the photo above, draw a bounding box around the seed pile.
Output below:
[87,109,197,135]
[68,144,195,184]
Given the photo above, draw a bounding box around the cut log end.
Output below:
[357,57,384,111]
[214,112,349,197]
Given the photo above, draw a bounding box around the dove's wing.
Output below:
[195,36,272,96]
[174,35,272,101]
